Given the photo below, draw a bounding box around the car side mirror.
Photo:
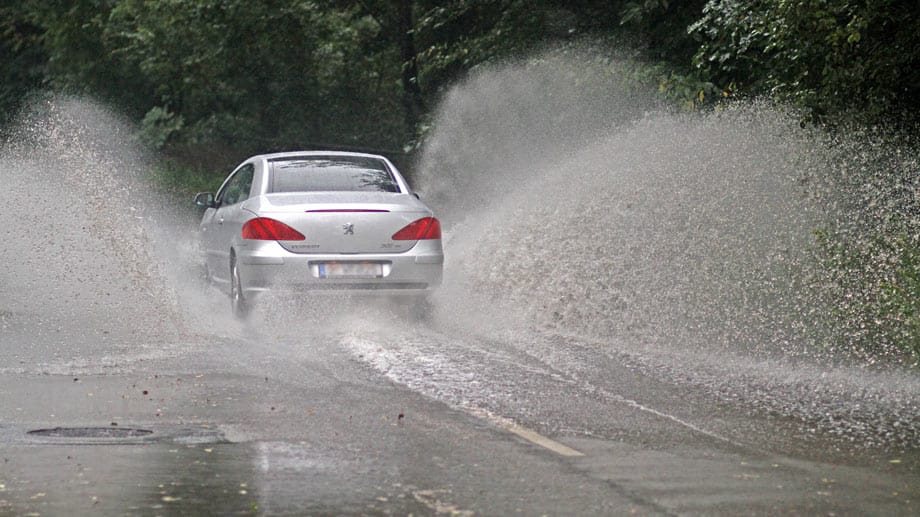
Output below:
[194,192,216,208]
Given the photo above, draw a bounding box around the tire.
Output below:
[230,255,250,319]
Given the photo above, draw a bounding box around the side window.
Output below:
[217,164,255,206]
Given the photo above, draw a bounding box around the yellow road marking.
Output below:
[465,407,584,457]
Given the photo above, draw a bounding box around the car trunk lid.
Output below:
[246,193,431,254]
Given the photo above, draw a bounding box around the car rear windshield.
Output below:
[269,156,400,193]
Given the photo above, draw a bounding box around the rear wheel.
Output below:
[230,255,250,319]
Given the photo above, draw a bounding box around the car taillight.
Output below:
[242,218,305,241]
[392,217,441,240]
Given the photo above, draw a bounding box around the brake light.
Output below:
[242,218,305,241]
[392,217,441,240]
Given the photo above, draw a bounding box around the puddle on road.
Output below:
[0,439,260,515]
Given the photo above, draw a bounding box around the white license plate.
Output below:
[314,262,383,278]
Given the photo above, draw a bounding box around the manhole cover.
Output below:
[14,424,224,445]
[28,427,154,438]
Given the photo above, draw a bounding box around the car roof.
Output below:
[254,150,388,162]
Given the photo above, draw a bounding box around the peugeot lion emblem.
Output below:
[342,223,354,235]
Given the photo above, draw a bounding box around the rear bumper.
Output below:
[235,239,443,298]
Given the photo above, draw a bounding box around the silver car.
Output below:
[194,151,443,317]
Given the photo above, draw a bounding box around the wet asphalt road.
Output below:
[0,303,917,516]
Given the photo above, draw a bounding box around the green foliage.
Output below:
[148,160,226,198]
[30,0,152,117]
[691,0,920,128]
[620,1,670,25]
[618,0,707,62]
[628,62,720,111]
[0,3,48,130]
[414,1,559,91]
[105,0,408,160]
[139,106,183,150]
[7,0,920,141]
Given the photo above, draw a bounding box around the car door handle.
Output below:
[218,217,224,225]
